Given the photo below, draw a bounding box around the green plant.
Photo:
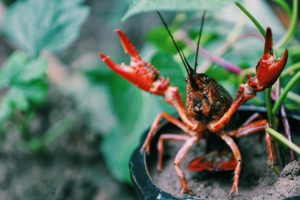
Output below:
[235,0,300,160]
[3,0,89,56]
[0,0,90,151]
[0,51,47,122]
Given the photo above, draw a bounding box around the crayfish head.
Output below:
[248,28,288,91]
[186,74,232,124]
[186,73,210,91]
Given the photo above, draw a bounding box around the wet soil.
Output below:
[148,111,300,200]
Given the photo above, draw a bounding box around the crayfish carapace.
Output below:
[99,12,288,195]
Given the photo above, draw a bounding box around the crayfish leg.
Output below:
[174,136,200,194]
[140,112,194,153]
[228,119,276,166]
[157,133,190,171]
[188,151,237,172]
[241,112,261,126]
[217,131,242,195]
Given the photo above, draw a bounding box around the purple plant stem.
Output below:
[198,48,242,74]
[238,32,264,41]
[271,88,278,100]
[281,105,295,160]
[175,30,242,75]
[271,80,294,161]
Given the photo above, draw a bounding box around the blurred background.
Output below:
[0,0,298,199]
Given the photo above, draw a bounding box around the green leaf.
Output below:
[205,64,239,96]
[2,0,90,55]
[102,94,163,182]
[289,45,300,63]
[122,0,233,20]
[151,52,186,98]
[101,74,163,182]
[0,51,48,122]
[188,29,219,46]
[147,27,186,54]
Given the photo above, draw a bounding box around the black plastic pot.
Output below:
[129,106,300,200]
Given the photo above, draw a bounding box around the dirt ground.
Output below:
[0,144,136,200]
[0,90,137,200]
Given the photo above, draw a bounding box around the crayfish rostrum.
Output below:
[99,12,288,195]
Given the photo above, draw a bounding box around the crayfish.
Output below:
[99,12,288,195]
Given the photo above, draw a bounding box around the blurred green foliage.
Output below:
[0,51,47,122]
[0,0,90,150]
[2,0,89,55]
[123,0,233,20]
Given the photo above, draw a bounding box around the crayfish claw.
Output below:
[263,27,273,57]
[115,29,141,61]
[99,52,117,69]
[255,49,288,90]
[100,30,170,95]
[99,52,135,78]
[278,49,289,71]
[248,28,288,91]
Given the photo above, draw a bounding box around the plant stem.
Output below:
[235,1,266,37]
[266,126,300,155]
[273,0,292,17]
[280,105,295,160]
[42,111,77,145]
[271,80,281,129]
[266,88,273,124]
[281,62,300,77]
[275,0,298,49]
[239,32,264,40]
[175,30,242,74]
[272,71,300,114]
[235,1,275,127]
[199,20,245,73]
[286,90,300,104]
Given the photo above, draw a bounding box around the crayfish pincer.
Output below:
[99,12,288,196]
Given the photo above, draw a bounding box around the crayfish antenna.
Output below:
[194,11,206,72]
[156,11,195,75]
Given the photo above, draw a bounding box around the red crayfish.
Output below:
[99,12,288,195]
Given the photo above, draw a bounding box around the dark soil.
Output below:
[0,121,136,200]
[148,112,300,200]
[0,91,136,200]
